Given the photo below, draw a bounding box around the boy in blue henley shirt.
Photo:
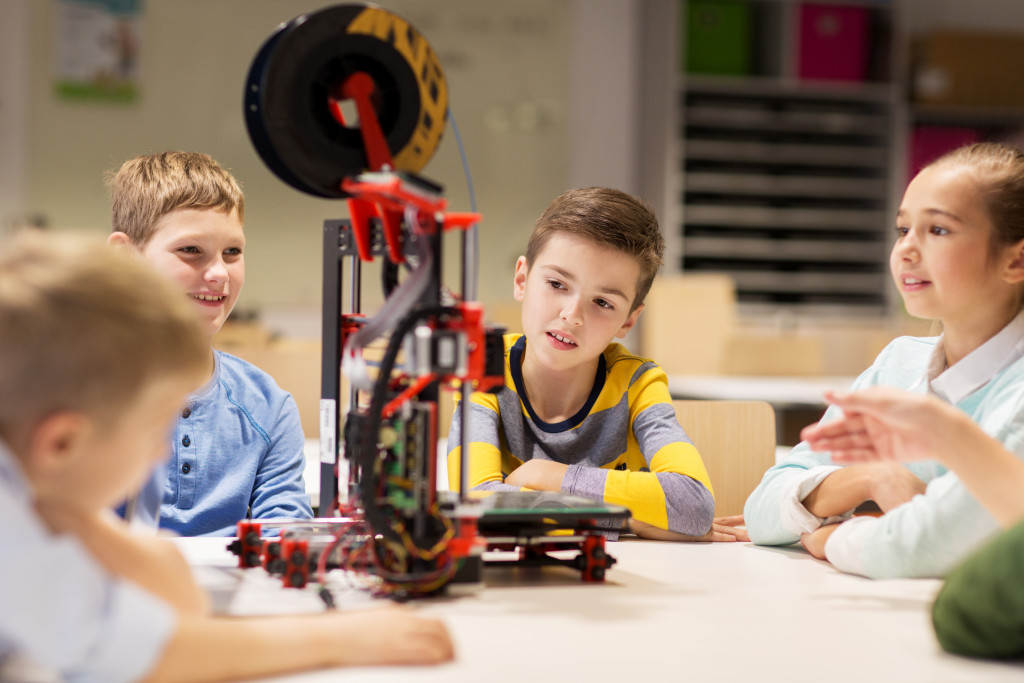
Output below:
[109,152,312,536]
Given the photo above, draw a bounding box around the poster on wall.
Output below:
[53,0,141,103]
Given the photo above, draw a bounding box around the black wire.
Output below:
[381,257,400,297]
[318,585,337,609]
[357,305,455,547]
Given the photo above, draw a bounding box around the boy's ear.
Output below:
[512,256,528,302]
[615,302,645,339]
[108,232,135,250]
[26,411,90,478]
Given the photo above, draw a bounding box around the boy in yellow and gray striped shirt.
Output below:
[448,187,741,541]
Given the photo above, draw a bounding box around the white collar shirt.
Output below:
[926,309,1024,404]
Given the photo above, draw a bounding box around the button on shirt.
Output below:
[135,350,313,536]
[0,440,176,682]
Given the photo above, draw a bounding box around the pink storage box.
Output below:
[908,126,982,182]
[797,4,870,82]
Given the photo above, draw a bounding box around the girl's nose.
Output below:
[894,231,920,262]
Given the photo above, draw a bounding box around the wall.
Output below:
[0,0,31,233]
[904,0,1024,35]
[16,1,1023,332]
[16,0,578,328]
[567,0,642,193]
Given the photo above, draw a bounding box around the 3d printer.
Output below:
[230,3,629,599]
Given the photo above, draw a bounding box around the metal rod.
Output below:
[459,379,472,501]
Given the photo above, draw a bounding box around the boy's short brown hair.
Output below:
[108,151,245,247]
[525,187,664,311]
[0,232,208,440]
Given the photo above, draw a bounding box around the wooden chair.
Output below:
[672,400,776,517]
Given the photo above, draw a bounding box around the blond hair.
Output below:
[526,187,664,311]
[0,232,208,440]
[108,151,244,246]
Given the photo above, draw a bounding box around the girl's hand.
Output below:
[800,522,843,560]
[801,387,956,464]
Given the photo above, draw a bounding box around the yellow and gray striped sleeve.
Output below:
[562,363,715,535]
[446,390,522,492]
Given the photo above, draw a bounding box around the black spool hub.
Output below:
[244,3,449,198]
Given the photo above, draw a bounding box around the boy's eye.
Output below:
[546,279,565,290]
[894,226,908,238]
[930,225,949,236]
[594,298,613,310]
[179,246,200,254]
[225,247,243,257]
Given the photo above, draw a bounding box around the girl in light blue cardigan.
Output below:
[744,142,1024,578]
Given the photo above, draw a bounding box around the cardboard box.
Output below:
[641,273,737,375]
[913,31,1024,108]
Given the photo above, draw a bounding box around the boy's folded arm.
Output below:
[562,462,714,536]
[449,440,522,492]
[446,395,523,493]
[601,371,713,535]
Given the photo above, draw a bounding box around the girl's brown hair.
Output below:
[929,142,1024,252]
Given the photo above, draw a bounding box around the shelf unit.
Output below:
[670,0,905,315]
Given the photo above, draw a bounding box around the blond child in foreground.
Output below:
[0,233,452,682]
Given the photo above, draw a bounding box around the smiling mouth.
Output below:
[902,277,930,286]
[192,294,226,302]
[548,332,577,346]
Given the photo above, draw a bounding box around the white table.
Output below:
[175,537,1024,682]
[668,374,856,408]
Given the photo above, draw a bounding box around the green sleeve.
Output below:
[932,519,1024,659]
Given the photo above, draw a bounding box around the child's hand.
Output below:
[867,461,927,513]
[504,459,569,491]
[800,522,843,559]
[801,462,925,519]
[629,517,749,542]
[710,515,750,542]
[329,607,454,666]
[801,388,956,464]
